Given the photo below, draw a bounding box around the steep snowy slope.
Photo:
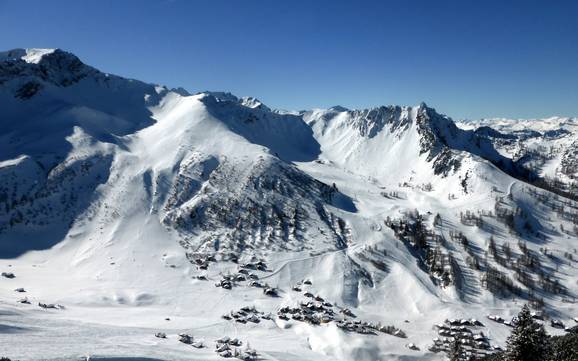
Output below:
[304,103,515,178]
[0,49,577,361]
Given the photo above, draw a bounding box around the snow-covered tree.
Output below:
[503,304,550,361]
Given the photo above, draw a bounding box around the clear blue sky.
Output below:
[1,0,577,119]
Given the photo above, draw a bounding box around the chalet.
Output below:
[38,303,57,309]
[179,333,193,344]
[216,336,231,344]
[249,281,262,288]
[218,350,233,358]
[551,319,565,328]
[216,343,231,353]
[263,287,278,297]
[340,308,356,317]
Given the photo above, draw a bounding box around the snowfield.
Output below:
[0,49,577,361]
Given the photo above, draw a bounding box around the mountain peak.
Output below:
[0,48,103,97]
[328,105,350,112]
[0,48,58,64]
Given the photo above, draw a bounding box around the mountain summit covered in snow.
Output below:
[1,49,577,361]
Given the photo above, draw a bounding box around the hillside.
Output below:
[0,49,577,361]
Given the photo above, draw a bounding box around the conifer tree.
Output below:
[550,328,578,361]
[503,304,550,361]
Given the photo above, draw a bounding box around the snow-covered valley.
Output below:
[0,49,577,361]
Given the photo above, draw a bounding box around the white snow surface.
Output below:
[0,49,577,361]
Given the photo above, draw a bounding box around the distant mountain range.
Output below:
[0,48,576,361]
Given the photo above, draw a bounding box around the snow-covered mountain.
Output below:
[458,117,578,197]
[1,49,577,361]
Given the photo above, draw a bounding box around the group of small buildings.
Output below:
[214,261,268,290]
[189,254,217,271]
[218,275,407,339]
[222,305,273,324]
[488,313,578,332]
[277,300,335,325]
[214,336,258,360]
[154,332,205,349]
[428,318,501,359]
[17,297,64,309]
[2,271,64,309]
[155,332,258,358]
[275,284,407,338]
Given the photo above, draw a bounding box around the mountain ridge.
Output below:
[1,48,577,361]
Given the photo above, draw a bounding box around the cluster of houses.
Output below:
[215,273,244,289]
[274,286,407,338]
[222,305,273,324]
[214,261,269,290]
[488,312,577,332]
[335,319,407,337]
[189,254,217,271]
[277,300,335,325]
[214,272,279,296]
[239,261,268,272]
[220,282,407,339]
[428,318,501,359]
[214,336,257,360]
